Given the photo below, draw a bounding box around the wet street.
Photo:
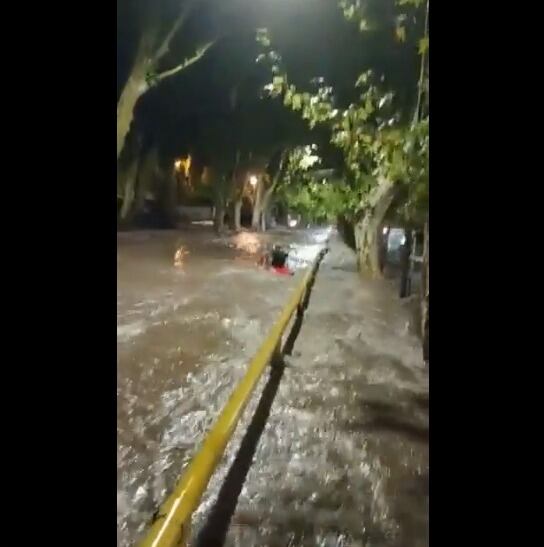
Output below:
[117,228,428,547]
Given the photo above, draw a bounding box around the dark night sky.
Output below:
[118,0,420,163]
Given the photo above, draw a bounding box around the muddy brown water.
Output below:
[117,228,428,547]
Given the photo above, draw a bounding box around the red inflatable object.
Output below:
[272,266,293,276]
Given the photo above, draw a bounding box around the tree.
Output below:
[118,142,164,226]
[193,79,312,232]
[118,155,142,224]
[249,148,290,231]
[117,0,216,159]
[118,0,330,229]
[117,132,144,224]
[256,0,428,276]
[195,114,238,232]
[275,146,327,221]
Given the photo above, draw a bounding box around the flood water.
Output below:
[117,227,428,547]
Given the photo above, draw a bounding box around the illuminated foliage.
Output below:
[256,0,429,224]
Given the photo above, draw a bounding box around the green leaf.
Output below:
[273,75,285,87]
[359,18,370,32]
[398,0,425,6]
[145,71,158,86]
[344,5,355,20]
[284,90,293,107]
[378,95,388,109]
[418,36,429,55]
[292,94,302,110]
[395,25,406,42]
[256,28,271,47]
[364,94,374,116]
[316,102,331,118]
[355,70,372,87]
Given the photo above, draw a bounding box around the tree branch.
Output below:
[413,0,429,125]
[358,176,395,211]
[153,0,199,63]
[155,40,215,82]
[135,26,159,66]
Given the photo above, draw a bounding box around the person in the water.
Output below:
[258,245,293,275]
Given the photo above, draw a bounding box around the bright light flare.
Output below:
[249,175,258,187]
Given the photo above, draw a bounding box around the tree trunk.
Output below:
[252,205,263,231]
[262,149,288,231]
[253,150,287,231]
[251,179,264,230]
[214,199,225,233]
[230,151,243,231]
[213,174,228,234]
[234,198,242,231]
[117,72,148,160]
[354,179,397,277]
[134,147,159,215]
[119,155,141,222]
[421,218,429,363]
[120,178,135,222]
[399,230,413,298]
[259,185,276,232]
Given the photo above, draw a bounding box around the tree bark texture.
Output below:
[354,178,397,277]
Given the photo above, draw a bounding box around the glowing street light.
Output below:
[249,175,258,187]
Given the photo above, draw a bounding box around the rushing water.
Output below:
[117,227,329,545]
[117,227,427,547]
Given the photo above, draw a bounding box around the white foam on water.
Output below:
[287,243,324,270]
[117,320,146,342]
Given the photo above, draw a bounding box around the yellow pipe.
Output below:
[139,252,324,547]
